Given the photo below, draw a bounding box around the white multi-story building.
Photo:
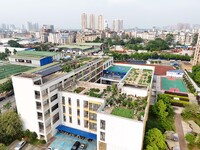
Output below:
[12,58,154,150]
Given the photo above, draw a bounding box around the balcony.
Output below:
[38,115,43,121]
[39,129,44,133]
[45,114,50,120]
[43,103,49,111]
[46,124,51,133]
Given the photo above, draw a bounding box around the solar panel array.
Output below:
[35,65,62,77]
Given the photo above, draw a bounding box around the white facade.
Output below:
[166,70,184,78]
[97,113,144,150]
[12,58,113,142]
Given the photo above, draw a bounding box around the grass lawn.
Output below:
[111,107,134,119]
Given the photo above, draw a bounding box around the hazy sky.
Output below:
[0,0,200,29]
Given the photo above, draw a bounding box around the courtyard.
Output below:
[49,132,97,150]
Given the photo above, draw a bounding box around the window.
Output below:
[63,106,66,113]
[84,111,88,118]
[62,96,65,104]
[63,115,66,122]
[89,112,97,121]
[100,132,105,141]
[69,116,72,123]
[68,97,71,105]
[77,109,80,116]
[100,120,106,130]
[53,112,59,124]
[50,94,58,102]
[77,119,80,125]
[69,107,72,115]
[89,122,97,131]
[51,103,59,112]
[84,101,88,108]
[34,91,40,99]
[77,99,80,107]
[84,120,88,128]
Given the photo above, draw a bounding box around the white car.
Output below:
[14,141,26,150]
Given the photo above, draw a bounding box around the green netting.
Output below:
[161,77,187,93]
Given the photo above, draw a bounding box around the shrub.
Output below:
[185,133,196,145]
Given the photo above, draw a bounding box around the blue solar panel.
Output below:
[56,125,97,140]
[35,65,62,77]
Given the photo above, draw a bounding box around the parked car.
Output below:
[78,143,87,150]
[71,141,81,150]
[14,141,26,150]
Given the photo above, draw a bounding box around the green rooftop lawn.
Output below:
[111,107,134,119]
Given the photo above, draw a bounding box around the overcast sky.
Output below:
[0,0,200,29]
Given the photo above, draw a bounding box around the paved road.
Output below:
[175,114,187,150]
[0,95,16,113]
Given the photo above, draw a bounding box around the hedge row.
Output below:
[165,94,189,102]
[170,99,190,107]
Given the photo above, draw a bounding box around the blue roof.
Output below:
[56,125,97,140]
[168,70,184,73]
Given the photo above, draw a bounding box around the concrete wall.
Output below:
[9,57,41,67]
[12,76,40,136]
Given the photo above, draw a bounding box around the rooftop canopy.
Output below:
[56,125,97,140]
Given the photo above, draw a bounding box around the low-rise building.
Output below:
[9,50,63,66]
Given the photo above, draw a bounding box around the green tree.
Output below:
[185,133,196,145]
[157,94,173,115]
[165,34,174,46]
[0,80,13,93]
[145,128,167,150]
[152,100,168,120]
[7,40,22,48]
[146,38,169,51]
[191,33,198,46]
[0,143,7,150]
[182,103,200,119]
[0,111,23,144]
[5,48,11,56]
[0,52,7,60]
[13,49,17,55]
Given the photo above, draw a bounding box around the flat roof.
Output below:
[57,45,92,50]
[77,43,103,46]
[16,50,59,57]
[9,54,45,60]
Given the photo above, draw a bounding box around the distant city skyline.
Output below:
[0,0,200,29]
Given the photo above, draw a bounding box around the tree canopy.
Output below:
[191,33,198,46]
[7,40,22,48]
[190,65,200,86]
[0,143,7,150]
[0,111,23,145]
[145,128,167,150]
[165,34,174,46]
[146,38,169,51]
